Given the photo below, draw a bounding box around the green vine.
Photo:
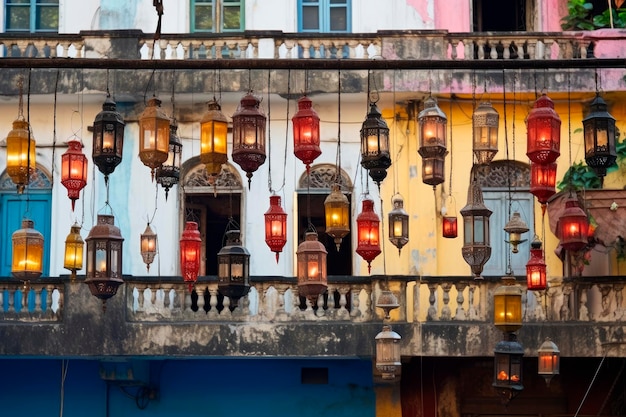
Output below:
[561,0,626,30]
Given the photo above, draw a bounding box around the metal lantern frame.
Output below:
[200,99,229,178]
[493,276,523,333]
[140,223,157,272]
[296,231,328,303]
[156,120,183,200]
[526,93,561,164]
[356,198,381,273]
[92,94,125,184]
[460,177,492,279]
[582,94,617,179]
[418,96,448,187]
[388,194,409,253]
[217,229,251,307]
[85,214,124,308]
[324,183,350,251]
[360,102,391,185]
[472,101,499,165]
[493,334,524,395]
[292,94,321,173]
[11,218,44,280]
[64,222,84,281]
[264,194,288,262]
[61,139,88,211]
[559,195,589,252]
[6,119,36,194]
[526,238,547,291]
[139,97,170,180]
[538,338,560,386]
[504,211,529,254]
[231,91,267,188]
[180,221,202,292]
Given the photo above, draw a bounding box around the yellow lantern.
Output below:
[200,100,229,178]
[64,222,84,281]
[6,119,36,194]
[324,183,350,251]
[139,97,170,180]
[12,219,44,280]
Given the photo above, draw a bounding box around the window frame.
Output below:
[5,0,59,33]
[298,0,351,33]
[191,0,245,33]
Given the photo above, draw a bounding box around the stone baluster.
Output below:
[222,296,232,319]
[34,286,42,313]
[454,282,467,320]
[599,284,613,320]
[0,289,3,313]
[350,287,361,320]
[337,286,349,317]
[7,288,15,313]
[562,282,576,321]
[316,294,325,318]
[535,290,547,321]
[413,283,421,323]
[183,288,193,314]
[614,284,624,320]
[275,284,288,318]
[440,282,452,320]
[208,287,220,318]
[427,283,438,321]
[464,40,474,61]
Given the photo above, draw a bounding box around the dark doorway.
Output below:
[473,0,528,31]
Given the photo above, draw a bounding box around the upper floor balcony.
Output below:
[2,273,626,360]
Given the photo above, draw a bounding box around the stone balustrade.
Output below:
[0,30,601,60]
[0,281,63,321]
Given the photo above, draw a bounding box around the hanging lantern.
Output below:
[460,176,492,279]
[61,140,88,211]
[493,333,524,397]
[356,198,381,273]
[6,118,36,194]
[264,194,287,263]
[526,238,547,291]
[538,338,560,386]
[324,183,350,251]
[217,230,251,307]
[526,93,561,164]
[292,95,321,173]
[558,195,589,252]
[180,221,202,292]
[530,162,557,205]
[360,102,391,186]
[388,194,409,254]
[156,119,183,200]
[231,91,267,189]
[504,212,529,254]
[140,223,157,272]
[296,232,328,303]
[11,219,44,280]
[200,99,229,179]
[85,214,124,310]
[375,324,402,380]
[493,275,523,332]
[92,94,125,184]
[63,222,84,281]
[582,94,617,179]
[418,96,448,187]
[472,101,499,165]
[443,216,458,239]
[139,97,170,180]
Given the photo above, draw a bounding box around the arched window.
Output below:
[475,161,533,276]
[297,163,352,276]
[0,165,52,277]
[181,158,243,276]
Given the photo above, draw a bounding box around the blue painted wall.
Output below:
[0,358,375,416]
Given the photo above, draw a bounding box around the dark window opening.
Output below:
[297,193,352,276]
[473,0,527,31]
[185,193,241,276]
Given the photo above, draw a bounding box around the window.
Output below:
[297,165,352,276]
[5,0,59,33]
[299,0,350,33]
[476,161,534,277]
[191,0,244,33]
[472,0,532,31]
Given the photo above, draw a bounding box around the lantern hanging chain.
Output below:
[471,70,477,165]
[267,69,273,193]
[25,68,32,205]
[52,69,59,188]
[278,69,290,193]
[568,69,573,191]
[503,69,513,276]
[143,67,157,105]
[392,70,399,196]
[335,68,342,184]
[380,196,388,279]
[448,85,454,197]
[171,69,177,119]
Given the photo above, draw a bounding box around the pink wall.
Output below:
[541,0,569,32]
[433,0,471,32]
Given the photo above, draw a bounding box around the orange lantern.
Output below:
[264,194,288,262]
[526,238,546,291]
[558,195,589,252]
[356,198,381,273]
[292,95,321,173]
[443,216,458,239]
[61,140,88,211]
[180,221,202,292]
[296,232,328,303]
[526,93,561,164]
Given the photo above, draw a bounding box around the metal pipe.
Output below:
[0,57,623,71]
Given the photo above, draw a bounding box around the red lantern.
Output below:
[443,216,458,238]
[292,95,321,173]
[356,199,381,273]
[61,140,88,211]
[526,93,561,164]
[559,196,589,252]
[180,221,202,292]
[231,91,266,189]
[526,238,547,291]
[264,194,287,262]
[530,162,557,205]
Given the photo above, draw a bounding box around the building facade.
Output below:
[1,1,626,416]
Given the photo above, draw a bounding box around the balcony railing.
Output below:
[0,30,604,61]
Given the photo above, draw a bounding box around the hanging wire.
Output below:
[335,68,342,184]
[279,69,290,193]
[25,68,32,213]
[267,70,273,192]
[51,69,59,188]
[502,69,513,275]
